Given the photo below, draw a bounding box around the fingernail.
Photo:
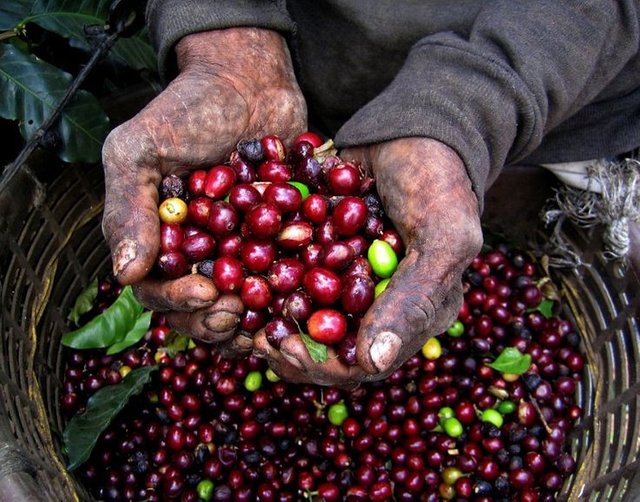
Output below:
[113,239,137,278]
[281,351,305,371]
[369,331,402,372]
[253,349,268,359]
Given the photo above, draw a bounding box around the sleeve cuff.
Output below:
[334,34,544,211]
[146,0,294,80]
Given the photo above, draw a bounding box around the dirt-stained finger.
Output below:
[165,294,243,343]
[133,274,219,312]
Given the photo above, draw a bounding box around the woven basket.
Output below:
[0,158,638,501]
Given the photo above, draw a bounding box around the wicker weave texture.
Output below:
[0,162,638,501]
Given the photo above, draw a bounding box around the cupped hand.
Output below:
[254,137,483,386]
[102,28,306,352]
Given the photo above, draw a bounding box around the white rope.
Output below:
[540,157,640,266]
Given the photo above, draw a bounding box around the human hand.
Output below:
[254,137,483,385]
[102,28,306,353]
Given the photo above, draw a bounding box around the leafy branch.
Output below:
[0,0,156,168]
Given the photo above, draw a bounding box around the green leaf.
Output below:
[67,277,98,325]
[63,365,157,470]
[157,332,191,358]
[300,333,328,364]
[106,311,152,355]
[0,44,110,163]
[487,347,532,375]
[25,0,111,41]
[61,285,144,349]
[536,299,554,319]
[0,1,31,30]
[1,1,156,71]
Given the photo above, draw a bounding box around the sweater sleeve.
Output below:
[334,0,640,206]
[145,0,294,79]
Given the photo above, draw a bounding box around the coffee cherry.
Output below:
[277,221,314,250]
[374,278,390,297]
[421,338,442,360]
[245,203,282,239]
[265,317,298,348]
[244,371,263,392]
[307,309,347,344]
[332,197,368,236]
[327,163,361,195]
[196,479,215,501]
[258,160,291,182]
[204,165,236,199]
[341,275,375,315]
[160,223,185,253]
[240,240,277,273]
[212,256,245,294]
[260,135,286,161]
[293,131,324,148]
[182,232,216,262]
[157,251,189,278]
[302,194,329,224]
[268,259,305,294]
[263,183,303,213]
[303,267,342,306]
[480,409,504,428]
[367,240,398,278]
[282,291,313,322]
[207,201,239,237]
[187,169,207,195]
[327,402,349,426]
[229,184,262,212]
[159,198,188,224]
[447,320,465,337]
[322,242,355,271]
[442,417,464,438]
[240,276,272,310]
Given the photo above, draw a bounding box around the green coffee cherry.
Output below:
[497,400,516,415]
[480,408,504,428]
[446,320,465,337]
[367,240,398,278]
[265,367,280,383]
[442,467,464,485]
[439,482,456,500]
[442,417,464,438]
[438,406,455,423]
[374,278,391,297]
[327,402,348,426]
[197,479,214,501]
[244,370,263,392]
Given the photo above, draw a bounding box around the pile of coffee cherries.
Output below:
[61,243,584,501]
[154,132,403,354]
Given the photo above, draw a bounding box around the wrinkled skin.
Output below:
[254,138,483,386]
[102,28,306,350]
[102,27,483,386]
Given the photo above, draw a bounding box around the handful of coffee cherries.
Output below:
[155,132,404,363]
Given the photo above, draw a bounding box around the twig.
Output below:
[530,397,553,434]
[0,29,119,193]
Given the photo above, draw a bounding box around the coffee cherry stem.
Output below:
[529,397,554,434]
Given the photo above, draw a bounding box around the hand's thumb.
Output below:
[356,248,463,374]
[101,125,162,284]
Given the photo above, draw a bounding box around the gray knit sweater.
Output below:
[145,0,640,200]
